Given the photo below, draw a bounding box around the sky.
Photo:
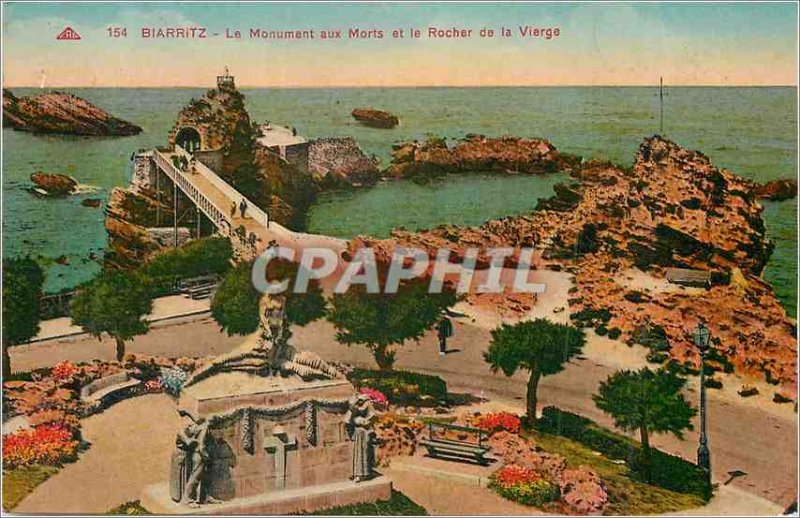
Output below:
[2,1,798,87]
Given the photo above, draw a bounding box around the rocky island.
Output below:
[351,107,399,128]
[387,134,582,180]
[3,89,142,136]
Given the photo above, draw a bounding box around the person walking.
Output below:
[239,199,247,218]
[230,202,236,218]
[437,316,453,356]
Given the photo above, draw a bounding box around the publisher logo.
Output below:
[56,26,81,41]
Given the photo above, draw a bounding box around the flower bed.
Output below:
[489,465,560,507]
[2,424,80,468]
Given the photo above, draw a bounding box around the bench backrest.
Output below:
[428,422,487,447]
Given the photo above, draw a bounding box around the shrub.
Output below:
[703,378,723,389]
[143,237,232,295]
[538,406,711,500]
[607,327,622,340]
[2,424,80,467]
[347,368,447,406]
[473,412,522,434]
[490,465,560,507]
[160,367,188,396]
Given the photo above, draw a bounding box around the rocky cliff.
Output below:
[3,89,142,136]
[356,136,796,397]
[387,135,581,180]
[308,137,380,187]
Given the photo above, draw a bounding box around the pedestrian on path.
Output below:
[437,316,453,356]
[239,199,247,219]
[230,202,236,218]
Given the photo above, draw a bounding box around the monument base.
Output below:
[141,477,393,515]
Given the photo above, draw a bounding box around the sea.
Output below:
[2,87,797,317]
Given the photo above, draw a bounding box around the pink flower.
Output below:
[359,387,388,406]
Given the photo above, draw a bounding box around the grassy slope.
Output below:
[2,465,60,512]
[531,431,705,515]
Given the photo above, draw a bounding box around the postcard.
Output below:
[1,1,797,516]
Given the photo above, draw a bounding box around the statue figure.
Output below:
[344,395,378,482]
[170,410,210,506]
[183,295,341,388]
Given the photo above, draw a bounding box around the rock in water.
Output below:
[81,198,102,208]
[3,89,142,136]
[30,172,78,195]
[351,107,399,129]
[755,179,797,201]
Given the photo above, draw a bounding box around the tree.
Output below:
[211,263,261,336]
[328,279,457,370]
[2,257,45,377]
[484,318,585,423]
[71,270,153,361]
[593,368,696,460]
[211,260,327,335]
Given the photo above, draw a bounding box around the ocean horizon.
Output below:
[2,85,797,316]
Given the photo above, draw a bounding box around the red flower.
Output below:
[2,424,79,467]
[51,361,78,382]
[494,464,543,488]
[474,412,521,434]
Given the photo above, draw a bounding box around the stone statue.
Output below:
[170,410,210,506]
[344,395,378,482]
[183,295,341,388]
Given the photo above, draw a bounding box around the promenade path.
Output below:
[11,314,797,510]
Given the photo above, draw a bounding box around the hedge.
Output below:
[142,237,232,296]
[347,368,447,406]
[538,406,711,500]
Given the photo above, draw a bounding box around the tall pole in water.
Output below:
[659,77,664,134]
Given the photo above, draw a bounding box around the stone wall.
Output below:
[146,227,191,248]
[308,137,379,185]
[206,407,353,500]
[283,142,310,173]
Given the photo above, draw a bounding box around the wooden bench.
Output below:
[186,284,215,300]
[177,275,219,300]
[418,422,492,465]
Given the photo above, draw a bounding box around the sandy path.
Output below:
[11,311,798,508]
[14,394,181,513]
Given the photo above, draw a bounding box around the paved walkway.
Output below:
[14,394,181,514]
[10,316,798,508]
[30,294,211,344]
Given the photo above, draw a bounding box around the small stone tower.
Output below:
[217,66,235,90]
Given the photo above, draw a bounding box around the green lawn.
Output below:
[106,491,426,516]
[307,489,427,516]
[2,465,60,512]
[531,431,706,515]
[108,500,151,514]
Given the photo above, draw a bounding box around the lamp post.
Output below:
[693,322,712,476]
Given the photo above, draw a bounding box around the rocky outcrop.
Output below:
[30,172,77,195]
[387,135,581,180]
[353,136,796,396]
[351,108,399,129]
[308,137,380,187]
[755,179,797,201]
[3,89,142,136]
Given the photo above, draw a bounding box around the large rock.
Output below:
[354,136,796,395]
[351,108,399,129]
[387,135,581,179]
[308,137,379,186]
[3,89,142,136]
[755,179,797,201]
[30,172,77,195]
